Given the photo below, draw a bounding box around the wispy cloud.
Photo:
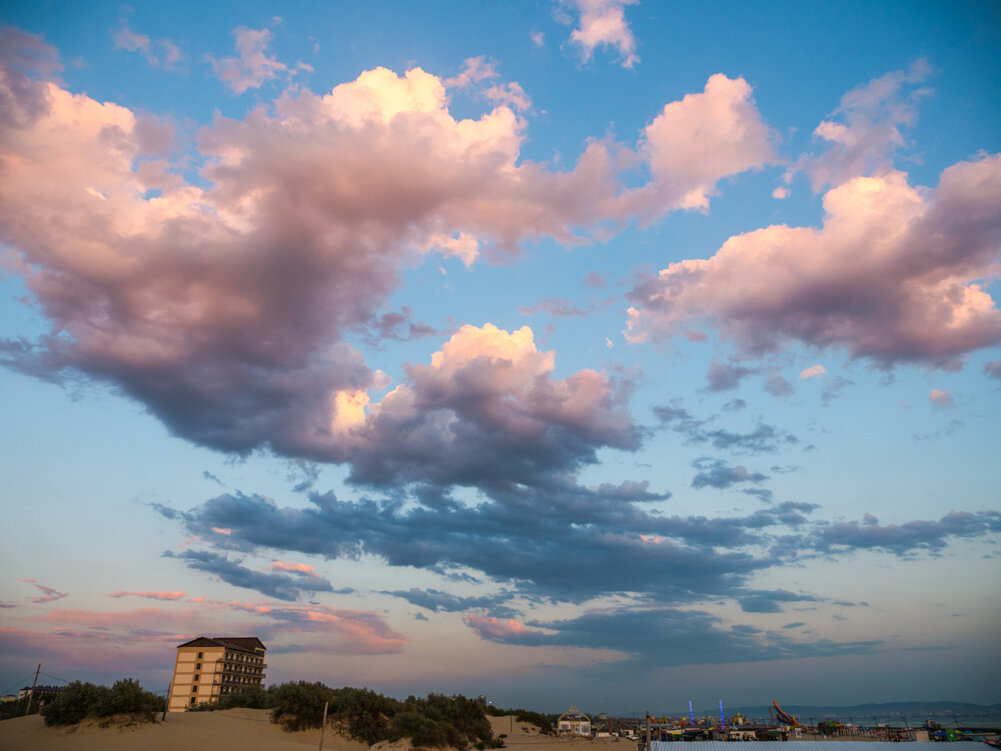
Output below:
[108,591,187,601]
[113,22,182,70]
[23,579,67,604]
[207,26,289,94]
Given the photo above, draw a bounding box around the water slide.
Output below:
[773,701,799,726]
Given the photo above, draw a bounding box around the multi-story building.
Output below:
[167,636,267,711]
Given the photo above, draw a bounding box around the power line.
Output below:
[1,672,38,698]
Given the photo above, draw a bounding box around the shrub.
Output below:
[41,679,162,726]
[267,683,504,748]
[42,682,111,726]
[189,685,274,712]
[0,697,37,722]
[270,681,337,731]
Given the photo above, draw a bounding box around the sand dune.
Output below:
[0,708,368,751]
[0,710,632,751]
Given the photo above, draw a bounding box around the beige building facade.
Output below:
[167,636,267,712]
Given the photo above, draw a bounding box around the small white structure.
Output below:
[558,706,591,737]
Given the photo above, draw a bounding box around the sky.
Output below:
[0,0,999,714]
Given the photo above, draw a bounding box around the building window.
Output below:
[193,674,199,682]
[195,663,201,670]
[197,652,203,659]
[192,686,197,693]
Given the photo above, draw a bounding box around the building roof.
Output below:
[177,636,266,653]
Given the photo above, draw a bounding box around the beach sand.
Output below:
[0,711,633,751]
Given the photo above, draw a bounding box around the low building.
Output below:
[558,706,591,736]
[167,636,267,712]
[18,685,63,702]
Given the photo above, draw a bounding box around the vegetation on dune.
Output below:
[269,683,503,749]
[0,697,39,722]
[41,679,163,726]
[13,677,524,749]
[191,681,504,749]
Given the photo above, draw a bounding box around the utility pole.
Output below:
[163,683,171,721]
[25,664,41,717]
[318,700,329,751]
[645,712,651,751]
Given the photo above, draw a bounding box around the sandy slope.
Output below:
[0,711,631,751]
[0,708,371,751]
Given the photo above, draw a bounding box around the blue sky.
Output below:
[0,0,999,712]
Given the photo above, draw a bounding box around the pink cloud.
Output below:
[270,561,319,577]
[0,626,176,677]
[108,590,187,601]
[444,56,499,89]
[226,602,407,654]
[113,22,182,70]
[627,155,1001,369]
[929,389,954,407]
[212,527,233,536]
[800,365,827,380]
[464,614,542,642]
[344,323,638,484]
[207,26,288,94]
[23,579,68,604]
[562,0,640,68]
[796,59,932,191]
[625,73,775,218]
[0,39,775,475]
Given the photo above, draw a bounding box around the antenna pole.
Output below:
[25,664,41,717]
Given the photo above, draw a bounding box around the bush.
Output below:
[270,681,337,731]
[41,679,162,726]
[189,685,274,712]
[0,697,37,722]
[390,711,450,748]
[267,683,501,749]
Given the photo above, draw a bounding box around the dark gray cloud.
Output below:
[162,549,338,601]
[736,588,822,613]
[912,419,964,442]
[654,402,799,454]
[152,479,846,611]
[722,398,746,411]
[705,360,755,392]
[202,471,225,486]
[384,588,519,618]
[365,307,443,344]
[517,295,613,318]
[690,457,768,490]
[984,358,1001,379]
[465,607,880,666]
[814,511,1001,556]
[154,481,809,605]
[703,423,799,453]
[821,376,853,405]
[765,374,794,397]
